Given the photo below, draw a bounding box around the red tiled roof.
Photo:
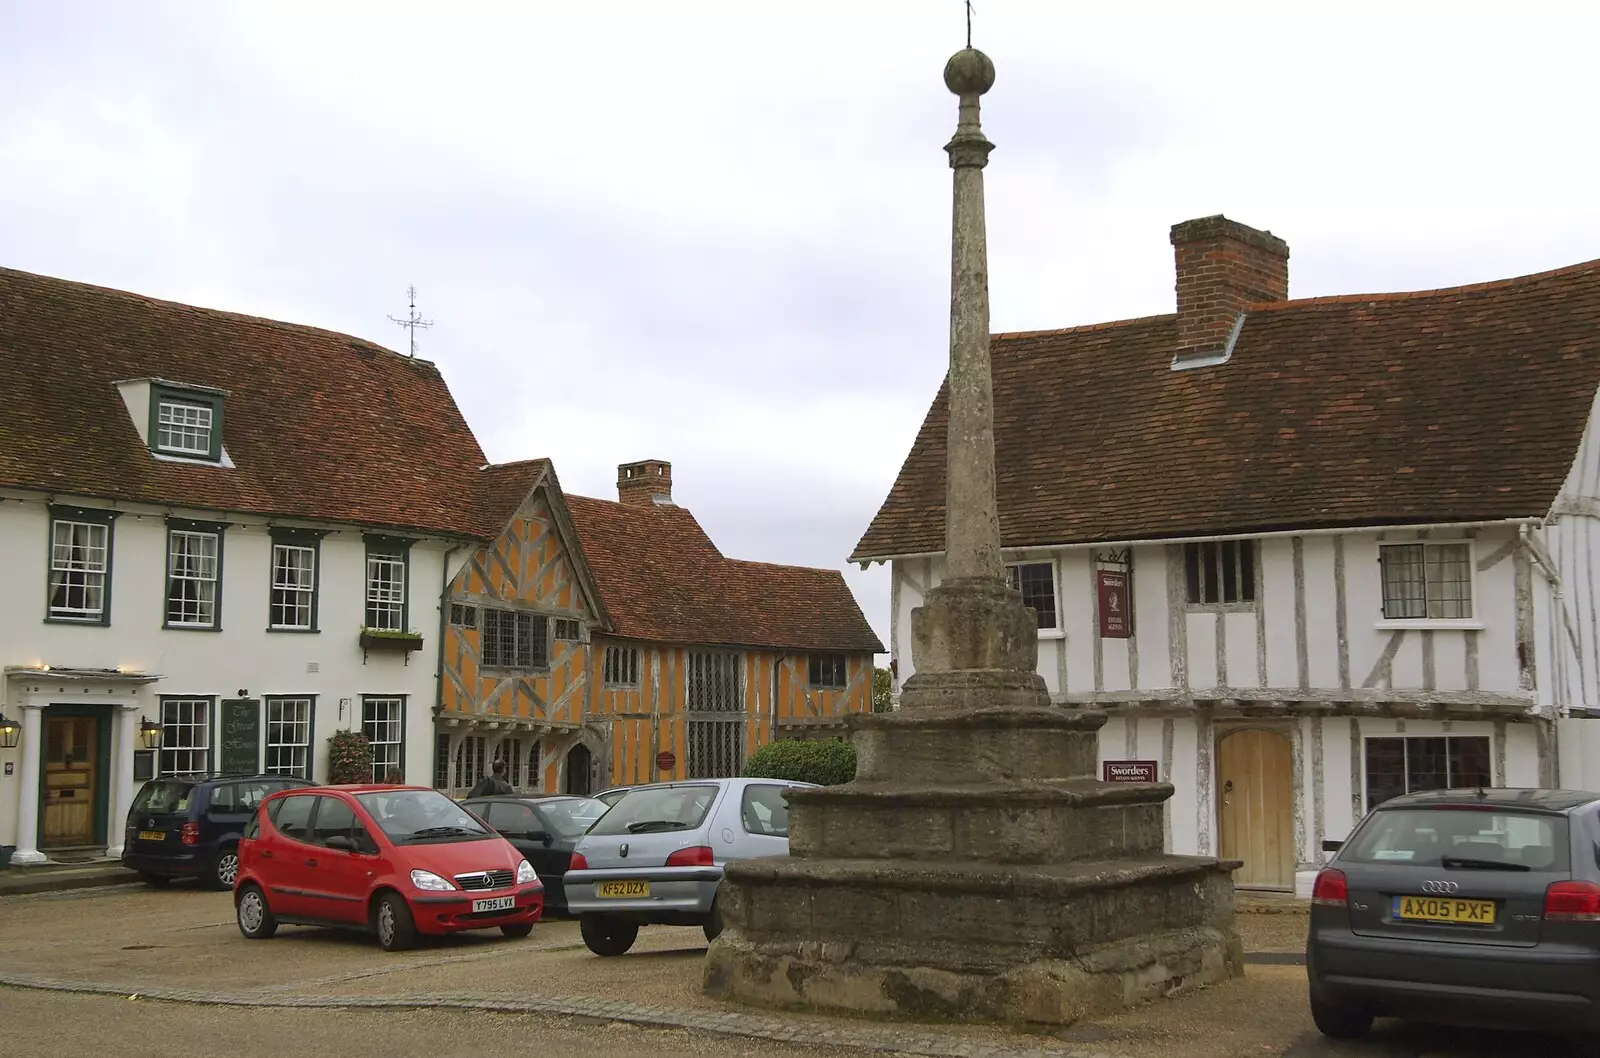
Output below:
[0,266,489,537]
[853,258,1600,560]
[564,493,883,654]
[476,458,551,536]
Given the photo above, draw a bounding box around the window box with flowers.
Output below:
[358,626,425,661]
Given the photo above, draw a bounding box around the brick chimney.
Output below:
[617,459,673,507]
[1170,215,1290,359]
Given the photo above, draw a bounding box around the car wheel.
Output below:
[702,899,724,943]
[139,872,171,888]
[500,923,534,939]
[207,846,240,891]
[236,884,278,940]
[579,914,639,957]
[374,892,418,952]
[1309,990,1373,1039]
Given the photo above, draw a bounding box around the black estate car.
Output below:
[123,774,315,889]
[461,794,609,915]
[1308,787,1600,1040]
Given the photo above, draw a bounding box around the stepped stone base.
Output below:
[703,855,1244,1026]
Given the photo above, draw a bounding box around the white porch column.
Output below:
[104,704,142,859]
[12,703,46,865]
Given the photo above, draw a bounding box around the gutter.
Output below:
[854,517,1540,568]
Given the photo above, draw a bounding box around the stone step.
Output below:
[707,853,1243,1024]
[787,779,1170,864]
[850,704,1105,785]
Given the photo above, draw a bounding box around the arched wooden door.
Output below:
[564,743,593,796]
[1216,728,1296,889]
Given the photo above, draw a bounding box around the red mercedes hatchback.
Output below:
[234,784,543,951]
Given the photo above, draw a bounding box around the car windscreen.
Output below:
[131,779,194,816]
[587,784,719,836]
[538,797,610,838]
[1343,807,1571,872]
[354,789,495,845]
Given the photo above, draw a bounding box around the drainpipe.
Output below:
[1520,523,1570,785]
[434,543,464,783]
[771,654,783,745]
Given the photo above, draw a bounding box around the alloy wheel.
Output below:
[378,902,395,946]
[218,853,239,887]
[239,891,264,933]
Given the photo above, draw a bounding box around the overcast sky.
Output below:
[4,2,1597,653]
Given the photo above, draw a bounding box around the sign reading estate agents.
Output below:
[1102,760,1159,784]
[1096,569,1132,638]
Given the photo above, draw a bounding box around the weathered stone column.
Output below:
[942,49,1001,586]
[899,52,1047,703]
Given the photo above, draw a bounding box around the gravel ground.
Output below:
[1,988,867,1058]
[3,883,1594,1057]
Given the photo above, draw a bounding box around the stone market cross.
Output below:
[702,38,1245,1026]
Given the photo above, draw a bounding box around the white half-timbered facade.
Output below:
[854,215,1600,894]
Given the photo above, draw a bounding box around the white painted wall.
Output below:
[0,490,473,849]
[890,524,1531,702]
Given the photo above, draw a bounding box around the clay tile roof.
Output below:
[853,258,1600,560]
[565,494,883,654]
[476,458,551,536]
[0,266,489,537]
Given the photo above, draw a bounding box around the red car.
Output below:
[233,784,543,951]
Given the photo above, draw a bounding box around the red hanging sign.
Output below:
[655,751,676,771]
[1096,568,1132,638]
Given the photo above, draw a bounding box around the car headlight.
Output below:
[410,869,455,891]
[516,859,538,885]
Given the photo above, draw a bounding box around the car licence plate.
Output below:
[138,830,165,842]
[472,896,516,913]
[1393,894,1496,925]
[596,880,649,898]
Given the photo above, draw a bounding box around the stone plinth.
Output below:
[703,704,1245,1026]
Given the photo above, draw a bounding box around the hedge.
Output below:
[743,737,856,786]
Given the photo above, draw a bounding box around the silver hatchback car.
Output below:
[1308,787,1600,1040]
[562,777,812,956]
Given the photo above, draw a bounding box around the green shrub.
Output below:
[327,729,374,784]
[743,737,856,786]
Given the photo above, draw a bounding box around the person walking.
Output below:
[468,758,514,797]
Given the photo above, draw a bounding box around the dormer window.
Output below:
[149,384,224,462]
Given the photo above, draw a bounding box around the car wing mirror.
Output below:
[1321,839,1343,853]
[530,830,552,846]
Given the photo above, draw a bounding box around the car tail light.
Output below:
[180,822,200,847]
[1544,880,1600,922]
[665,845,715,868]
[1311,868,1348,908]
[568,852,588,872]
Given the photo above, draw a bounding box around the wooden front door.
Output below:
[565,744,593,796]
[1216,727,1295,889]
[43,715,100,848]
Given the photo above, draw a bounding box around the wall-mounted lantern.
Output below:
[0,713,20,749]
[138,716,164,751]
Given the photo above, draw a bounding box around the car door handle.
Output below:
[260,850,273,859]
[304,858,318,867]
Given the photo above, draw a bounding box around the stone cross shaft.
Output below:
[941,49,1001,584]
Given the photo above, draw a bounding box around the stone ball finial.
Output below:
[944,47,995,96]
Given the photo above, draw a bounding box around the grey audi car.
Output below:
[1308,787,1600,1040]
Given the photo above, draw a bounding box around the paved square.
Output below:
[0,885,1593,1057]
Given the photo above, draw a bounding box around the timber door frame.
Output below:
[1213,722,1299,892]
[37,704,114,849]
